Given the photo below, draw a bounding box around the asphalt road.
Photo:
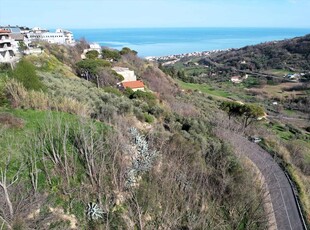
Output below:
[220,132,305,230]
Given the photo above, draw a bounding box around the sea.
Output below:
[70,27,310,57]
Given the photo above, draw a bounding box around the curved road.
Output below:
[219,131,306,230]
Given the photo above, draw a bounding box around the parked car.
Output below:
[249,136,262,143]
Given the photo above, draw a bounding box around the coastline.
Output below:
[72,27,310,57]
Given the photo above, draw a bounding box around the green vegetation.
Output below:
[76,58,111,75]
[9,59,46,91]
[18,41,27,52]
[220,101,265,128]
[4,37,310,229]
[119,47,138,55]
[85,50,99,59]
[102,48,121,61]
[166,34,310,227]
[177,79,231,98]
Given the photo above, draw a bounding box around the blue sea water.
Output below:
[70,28,310,57]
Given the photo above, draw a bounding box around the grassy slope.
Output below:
[176,79,231,98]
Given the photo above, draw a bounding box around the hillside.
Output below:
[162,34,310,229]
[205,33,310,72]
[0,42,273,229]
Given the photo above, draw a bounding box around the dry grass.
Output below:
[5,79,91,117]
[246,82,306,99]
[0,113,24,128]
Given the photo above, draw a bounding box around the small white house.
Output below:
[81,43,102,59]
[231,76,242,83]
[112,67,137,82]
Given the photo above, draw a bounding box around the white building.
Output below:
[27,27,75,45]
[81,43,102,59]
[56,29,75,44]
[231,76,242,83]
[0,26,26,54]
[0,30,16,63]
[112,67,137,82]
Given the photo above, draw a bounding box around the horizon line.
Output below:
[65,26,310,30]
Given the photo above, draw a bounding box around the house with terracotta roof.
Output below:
[121,80,145,91]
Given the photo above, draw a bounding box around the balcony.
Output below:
[0,38,12,44]
[0,46,14,52]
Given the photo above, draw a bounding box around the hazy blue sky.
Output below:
[1,0,310,29]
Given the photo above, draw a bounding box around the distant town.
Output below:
[145,49,232,65]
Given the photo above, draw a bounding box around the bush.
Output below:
[117,101,132,115]
[143,113,154,123]
[123,87,134,97]
[85,50,99,59]
[102,86,122,96]
[128,90,157,107]
[9,59,45,91]
[120,47,137,56]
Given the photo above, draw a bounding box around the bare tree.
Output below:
[0,155,23,229]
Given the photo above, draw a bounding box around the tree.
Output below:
[242,104,265,128]
[0,154,24,229]
[85,50,99,59]
[120,47,137,56]
[76,59,111,86]
[102,49,121,61]
[220,101,265,128]
[220,101,244,119]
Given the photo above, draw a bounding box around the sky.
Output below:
[1,0,310,29]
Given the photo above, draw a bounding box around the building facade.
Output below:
[112,67,137,82]
[27,27,75,45]
[0,30,16,63]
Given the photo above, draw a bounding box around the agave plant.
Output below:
[86,202,104,220]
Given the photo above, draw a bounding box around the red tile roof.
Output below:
[0,29,10,34]
[122,80,145,89]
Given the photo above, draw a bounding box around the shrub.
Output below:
[117,101,132,115]
[9,59,45,91]
[120,47,137,56]
[143,113,154,123]
[102,86,122,96]
[123,87,134,97]
[85,50,99,59]
[129,90,157,107]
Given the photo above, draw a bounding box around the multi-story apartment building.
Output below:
[0,29,16,63]
[27,27,75,45]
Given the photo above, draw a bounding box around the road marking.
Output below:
[274,172,293,230]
